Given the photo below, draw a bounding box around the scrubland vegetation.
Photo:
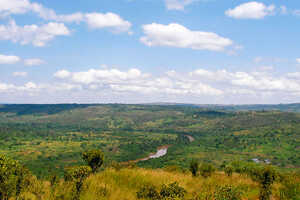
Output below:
[0,104,300,199]
[1,152,300,200]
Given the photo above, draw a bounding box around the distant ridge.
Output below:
[142,102,300,112]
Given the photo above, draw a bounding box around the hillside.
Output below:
[1,158,299,200]
[0,104,300,177]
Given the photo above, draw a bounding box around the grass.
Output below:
[15,166,295,200]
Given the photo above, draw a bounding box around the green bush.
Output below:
[0,155,31,200]
[199,163,215,178]
[189,160,199,177]
[248,166,278,200]
[224,165,233,177]
[279,174,300,200]
[137,182,186,200]
[137,184,160,200]
[64,166,92,200]
[82,149,104,173]
[160,182,186,199]
[214,185,242,200]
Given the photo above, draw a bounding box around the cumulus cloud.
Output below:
[85,13,132,33]
[297,58,300,64]
[226,2,275,19]
[54,70,71,79]
[0,0,132,33]
[140,23,233,51]
[164,0,196,10]
[2,66,300,103]
[0,20,70,47]
[24,58,45,66]
[190,69,300,92]
[0,54,20,64]
[13,71,27,77]
[0,0,83,22]
[53,68,223,96]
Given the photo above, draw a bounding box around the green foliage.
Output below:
[64,166,92,199]
[1,104,300,176]
[224,165,233,177]
[137,184,160,200]
[0,155,31,200]
[279,174,300,200]
[82,149,104,173]
[249,166,278,200]
[137,182,186,200]
[189,160,199,177]
[214,185,242,200]
[160,182,186,199]
[199,163,215,178]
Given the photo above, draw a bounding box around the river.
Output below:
[134,135,195,163]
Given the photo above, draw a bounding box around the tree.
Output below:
[248,165,278,200]
[64,166,92,200]
[82,149,104,173]
[0,155,31,200]
[199,163,215,178]
[189,160,199,177]
[225,165,233,177]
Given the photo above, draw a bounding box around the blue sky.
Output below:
[0,0,300,104]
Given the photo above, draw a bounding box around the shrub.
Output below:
[160,182,186,199]
[199,163,215,178]
[248,166,278,200]
[64,166,92,200]
[137,184,160,200]
[214,185,242,200]
[82,149,104,173]
[224,165,233,177]
[0,155,31,200]
[279,174,300,200]
[190,160,199,177]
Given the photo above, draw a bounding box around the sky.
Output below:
[0,0,300,104]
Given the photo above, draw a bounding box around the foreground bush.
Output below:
[279,173,300,200]
[160,182,186,199]
[137,182,186,200]
[137,184,160,200]
[214,185,242,200]
[189,160,199,177]
[82,149,104,173]
[0,155,32,200]
[64,166,92,200]
[199,163,215,178]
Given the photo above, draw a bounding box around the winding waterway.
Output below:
[129,135,195,163]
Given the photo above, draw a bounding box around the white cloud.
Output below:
[24,58,45,66]
[53,68,222,96]
[3,66,300,104]
[13,71,27,77]
[0,54,20,64]
[0,0,132,33]
[164,0,196,10]
[287,72,300,79]
[296,58,300,64]
[225,2,275,19]
[85,12,131,33]
[0,0,84,23]
[190,69,300,92]
[0,0,31,16]
[54,70,71,79]
[0,20,70,47]
[140,23,233,51]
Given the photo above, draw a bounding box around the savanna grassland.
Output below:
[0,104,300,177]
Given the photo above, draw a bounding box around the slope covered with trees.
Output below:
[0,104,299,177]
